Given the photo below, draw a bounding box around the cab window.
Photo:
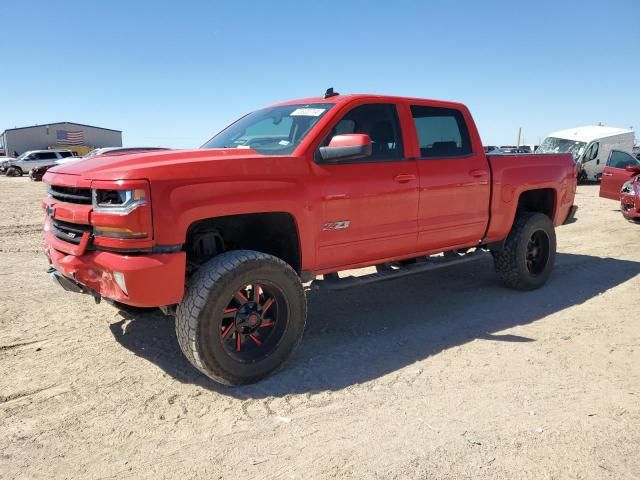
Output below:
[318,103,403,162]
[410,106,472,158]
[58,151,74,158]
[608,150,639,169]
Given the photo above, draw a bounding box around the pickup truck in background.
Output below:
[43,91,578,385]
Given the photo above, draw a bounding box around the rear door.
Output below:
[408,104,490,251]
[599,150,640,200]
[312,102,419,269]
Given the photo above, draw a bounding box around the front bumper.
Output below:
[44,229,186,307]
[620,193,640,219]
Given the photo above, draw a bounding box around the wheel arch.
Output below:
[184,211,302,273]
[516,188,556,219]
[486,187,559,251]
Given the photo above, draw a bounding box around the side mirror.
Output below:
[625,165,640,174]
[319,134,372,162]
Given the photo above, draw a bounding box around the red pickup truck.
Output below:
[43,91,577,385]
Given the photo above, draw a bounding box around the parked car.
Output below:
[599,149,640,220]
[1,150,75,176]
[29,147,170,181]
[42,91,577,385]
[483,145,499,153]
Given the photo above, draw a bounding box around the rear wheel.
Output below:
[175,250,306,385]
[492,213,556,290]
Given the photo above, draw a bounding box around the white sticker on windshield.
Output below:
[279,140,290,146]
[290,108,325,117]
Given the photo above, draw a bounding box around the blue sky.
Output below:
[1,0,638,148]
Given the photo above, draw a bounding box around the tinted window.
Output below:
[36,152,58,160]
[608,150,639,169]
[58,151,74,158]
[319,103,403,161]
[411,106,472,158]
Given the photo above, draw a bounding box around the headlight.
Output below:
[621,181,633,194]
[92,188,146,215]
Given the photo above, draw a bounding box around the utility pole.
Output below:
[516,127,522,147]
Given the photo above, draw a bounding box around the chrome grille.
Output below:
[51,219,93,245]
[48,185,92,205]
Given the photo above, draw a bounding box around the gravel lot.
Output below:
[1,175,639,479]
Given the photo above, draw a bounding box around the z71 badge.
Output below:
[323,220,350,231]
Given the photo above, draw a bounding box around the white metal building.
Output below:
[0,122,122,156]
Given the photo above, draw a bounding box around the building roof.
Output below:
[2,121,121,134]
[548,125,633,143]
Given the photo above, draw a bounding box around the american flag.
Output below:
[56,130,84,145]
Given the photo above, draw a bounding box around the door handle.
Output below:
[469,169,488,178]
[602,172,613,177]
[393,173,416,183]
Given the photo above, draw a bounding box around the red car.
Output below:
[599,149,640,220]
[43,90,577,385]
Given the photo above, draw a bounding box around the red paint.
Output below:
[43,93,576,307]
[599,165,636,200]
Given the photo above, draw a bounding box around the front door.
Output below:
[599,150,640,200]
[409,104,490,250]
[313,103,418,269]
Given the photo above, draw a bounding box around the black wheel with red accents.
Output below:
[176,250,306,386]
[220,282,287,362]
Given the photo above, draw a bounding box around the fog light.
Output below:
[113,271,128,296]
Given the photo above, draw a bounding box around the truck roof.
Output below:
[270,93,467,110]
[548,125,634,143]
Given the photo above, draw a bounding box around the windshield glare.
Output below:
[536,137,586,159]
[202,104,334,155]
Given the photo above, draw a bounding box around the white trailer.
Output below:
[537,126,635,181]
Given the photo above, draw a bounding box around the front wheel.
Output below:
[6,166,22,177]
[176,250,307,385]
[492,213,556,290]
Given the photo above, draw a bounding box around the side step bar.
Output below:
[310,250,490,291]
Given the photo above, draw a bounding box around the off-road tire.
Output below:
[492,212,556,291]
[175,250,306,386]
[6,167,22,177]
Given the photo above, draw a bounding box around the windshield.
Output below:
[536,137,586,159]
[15,152,33,161]
[202,103,334,155]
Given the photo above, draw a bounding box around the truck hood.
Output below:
[47,148,287,182]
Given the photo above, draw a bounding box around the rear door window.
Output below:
[410,106,472,158]
[58,151,74,158]
[36,152,58,160]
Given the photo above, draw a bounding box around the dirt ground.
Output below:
[0,175,639,480]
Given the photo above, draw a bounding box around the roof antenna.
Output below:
[324,87,339,99]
